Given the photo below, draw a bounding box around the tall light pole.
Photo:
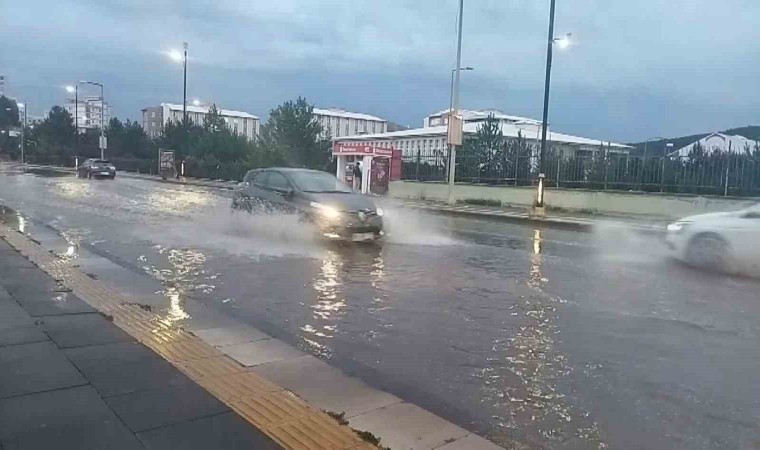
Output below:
[169,42,189,154]
[65,85,78,157]
[536,0,570,209]
[80,80,105,159]
[447,0,465,205]
[17,102,26,165]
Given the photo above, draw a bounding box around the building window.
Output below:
[345,123,349,136]
[354,121,358,134]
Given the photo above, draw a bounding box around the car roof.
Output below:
[249,167,328,175]
[266,167,324,173]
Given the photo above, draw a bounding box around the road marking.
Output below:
[0,224,376,450]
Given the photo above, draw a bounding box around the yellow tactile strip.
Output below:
[0,225,376,450]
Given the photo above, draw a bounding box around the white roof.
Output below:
[427,108,542,125]
[160,103,259,119]
[335,122,631,148]
[670,132,759,157]
[313,107,386,122]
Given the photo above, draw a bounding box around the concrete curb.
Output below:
[402,202,667,234]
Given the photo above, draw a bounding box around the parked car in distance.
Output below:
[666,203,760,274]
[77,159,116,179]
[232,168,384,242]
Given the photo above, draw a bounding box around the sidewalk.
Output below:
[0,239,282,450]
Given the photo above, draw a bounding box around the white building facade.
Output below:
[65,96,111,130]
[335,109,630,160]
[423,108,541,128]
[313,107,387,139]
[142,103,260,140]
[669,132,760,157]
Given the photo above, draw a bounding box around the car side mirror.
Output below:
[285,188,295,197]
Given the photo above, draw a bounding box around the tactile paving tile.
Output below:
[1,225,373,449]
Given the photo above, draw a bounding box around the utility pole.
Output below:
[183,42,188,157]
[536,0,557,209]
[447,0,465,205]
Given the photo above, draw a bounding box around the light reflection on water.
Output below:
[483,229,605,448]
[301,250,345,358]
[141,246,210,324]
[300,246,388,358]
[51,179,93,200]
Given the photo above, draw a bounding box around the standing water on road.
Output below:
[1,170,759,449]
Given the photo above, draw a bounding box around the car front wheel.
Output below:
[686,233,730,270]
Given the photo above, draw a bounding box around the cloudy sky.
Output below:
[1,0,758,141]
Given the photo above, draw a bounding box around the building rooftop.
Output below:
[158,103,259,119]
[336,122,631,148]
[669,132,760,157]
[427,108,542,125]
[313,107,386,122]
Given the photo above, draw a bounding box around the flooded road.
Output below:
[1,166,759,449]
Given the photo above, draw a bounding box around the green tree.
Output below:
[106,117,151,159]
[202,104,226,133]
[263,97,329,169]
[27,106,75,164]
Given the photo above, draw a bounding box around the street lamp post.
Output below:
[535,0,570,210]
[169,42,189,155]
[65,85,78,157]
[447,0,465,205]
[80,80,105,159]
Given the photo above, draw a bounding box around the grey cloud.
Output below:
[1,0,758,141]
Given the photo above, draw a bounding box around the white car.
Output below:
[666,203,760,273]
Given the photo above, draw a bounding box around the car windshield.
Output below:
[290,171,352,193]
[93,160,111,164]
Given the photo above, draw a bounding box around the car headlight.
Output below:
[667,222,689,232]
[376,207,384,217]
[310,202,341,219]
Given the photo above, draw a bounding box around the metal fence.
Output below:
[402,152,760,197]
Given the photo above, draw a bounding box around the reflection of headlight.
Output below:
[667,222,689,232]
[376,208,384,217]
[310,201,341,219]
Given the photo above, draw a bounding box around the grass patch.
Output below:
[324,411,391,449]
[122,302,153,312]
[458,198,503,207]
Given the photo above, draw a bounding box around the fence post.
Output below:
[724,156,730,197]
[556,154,561,188]
[415,147,420,181]
[660,157,665,193]
[514,156,519,186]
[603,145,609,190]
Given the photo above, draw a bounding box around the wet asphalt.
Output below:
[1,167,758,449]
